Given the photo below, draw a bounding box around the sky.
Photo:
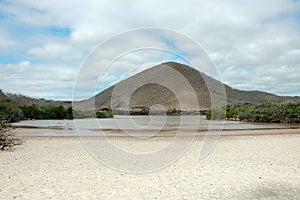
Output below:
[0,0,300,100]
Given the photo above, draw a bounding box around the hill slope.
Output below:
[89,62,300,114]
[0,90,71,107]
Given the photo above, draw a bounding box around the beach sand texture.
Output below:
[1,134,300,200]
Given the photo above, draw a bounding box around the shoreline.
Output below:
[14,127,300,138]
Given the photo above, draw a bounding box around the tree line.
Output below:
[206,102,300,123]
[0,99,113,123]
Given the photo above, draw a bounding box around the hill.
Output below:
[86,62,300,115]
[0,90,71,107]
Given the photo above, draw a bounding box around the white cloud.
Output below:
[0,0,299,99]
[0,61,77,100]
[28,43,83,61]
[0,30,17,50]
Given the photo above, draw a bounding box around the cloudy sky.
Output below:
[0,0,300,100]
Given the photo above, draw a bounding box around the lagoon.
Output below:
[12,115,299,137]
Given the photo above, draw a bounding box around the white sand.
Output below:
[1,134,300,199]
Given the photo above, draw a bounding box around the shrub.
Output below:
[206,107,226,120]
[0,123,23,150]
[206,110,212,120]
[96,111,114,118]
[72,110,114,119]
[206,103,300,123]
[19,105,74,120]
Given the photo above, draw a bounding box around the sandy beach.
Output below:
[1,131,300,200]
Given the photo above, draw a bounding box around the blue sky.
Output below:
[0,0,300,100]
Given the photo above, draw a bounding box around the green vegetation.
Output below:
[0,99,113,123]
[73,110,114,119]
[206,103,300,123]
[96,111,114,118]
[205,108,226,121]
[0,99,23,122]
[19,104,73,120]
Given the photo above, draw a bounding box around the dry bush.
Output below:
[0,124,22,150]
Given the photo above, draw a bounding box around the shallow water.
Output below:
[12,115,299,136]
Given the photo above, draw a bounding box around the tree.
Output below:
[0,99,23,122]
[19,104,42,119]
